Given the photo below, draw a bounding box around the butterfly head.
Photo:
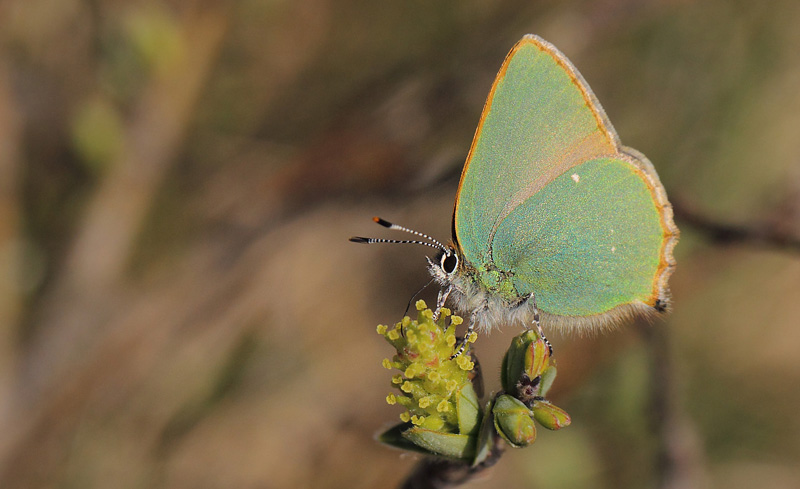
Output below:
[426,244,461,284]
[439,247,459,275]
[428,243,481,308]
[350,217,467,288]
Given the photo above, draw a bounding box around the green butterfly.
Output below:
[353,35,679,351]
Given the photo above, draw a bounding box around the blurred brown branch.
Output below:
[673,199,800,253]
[0,59,23,424]
[638,321,710,489]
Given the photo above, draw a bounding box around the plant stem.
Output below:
[400,437,505,489]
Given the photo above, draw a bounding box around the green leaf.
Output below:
[456,382,481,436]
[401,426,477,460]
[539,365,557,398]
[378,422,436,456]
[471,397,497,467]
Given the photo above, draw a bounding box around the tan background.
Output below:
[1,0,799,488]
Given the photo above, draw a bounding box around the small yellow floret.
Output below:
[456,355,474,371]
[386,394,397,405]
[411,415,425,426]
[401,381,413,393]
[418,397,431,408]
[467,332,478,344]
[387,329,400,341]
[437,399,450,412]
[400,412,411,423]
[415,300,427,311]
[451,315,463,326]
[428,371,441,383]
[382,358,393,369]
[376,324,387,335]
[445,334,456,347]
[446,380,458,391]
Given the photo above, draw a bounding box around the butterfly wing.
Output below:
[491,153,676,328]
[455,35,618,268]
[453,35,677,328]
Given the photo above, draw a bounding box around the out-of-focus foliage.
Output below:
[1,1,799,488]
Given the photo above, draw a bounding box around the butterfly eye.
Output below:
[440,252,458,274]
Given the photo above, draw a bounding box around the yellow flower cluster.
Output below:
[378,300,476,432]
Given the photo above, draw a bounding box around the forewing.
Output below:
[454,35,617,267]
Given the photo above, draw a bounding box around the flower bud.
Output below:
[532,400,572,430]
[492,394,537,447]
[524,334,550,380]
[501,330,551,404]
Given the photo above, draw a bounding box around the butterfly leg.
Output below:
[432,286,452,322]
[526,292,552,355]
[450,315,475,359]
[450,304,485,359]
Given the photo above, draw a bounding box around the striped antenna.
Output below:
[370,217,449,254]
[349,217,448,254]
[348,236,443,252]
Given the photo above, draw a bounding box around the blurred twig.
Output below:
[673,200,800,253]
[638,320,710,489]
[0,60,22,421]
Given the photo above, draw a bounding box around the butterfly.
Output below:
[352,35,679,354]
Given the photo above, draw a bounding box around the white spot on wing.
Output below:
[571,173,580,183]
[611,246,616,253]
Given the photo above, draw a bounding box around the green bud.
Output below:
[501,330,552,405]
[493,394,537,447]
[501,331,536,393]
[524,335,550,380]
[532,400,572,430]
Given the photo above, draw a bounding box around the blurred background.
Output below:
[1,0,799,488]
